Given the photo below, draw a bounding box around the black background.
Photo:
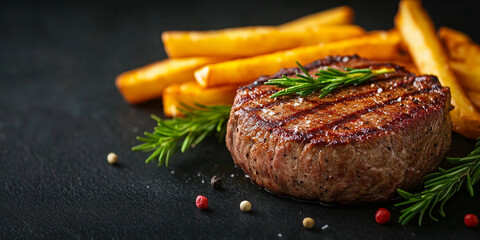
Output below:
[1,0,480,239]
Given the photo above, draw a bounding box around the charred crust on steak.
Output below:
[226,56,452,203]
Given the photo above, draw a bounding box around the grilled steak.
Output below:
[225,55,452,203]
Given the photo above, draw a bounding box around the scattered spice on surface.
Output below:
[464,214,479,228]
[107,152,118,165]
[196,195,208,210]
[302,217,315,229]
[239,200,252,212]
[210,176,222,190]
[375,208,390,224]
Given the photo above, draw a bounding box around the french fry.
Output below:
[195,31,402,88]
[449,61,480,92]
[467,91,480,112]
[162,82,238,117]
[116,57,228,104]
[162,25,365,58]
[440,29,480,63]
[439,28,480,92]
[443,42,480,64]
[395,0,480,139]
[279,6,354,29]
[439,27,471,45]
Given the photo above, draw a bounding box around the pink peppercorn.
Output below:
[464,214,479,228]
[196,195,208,210]
[375,208,391,224]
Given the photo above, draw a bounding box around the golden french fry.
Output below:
[195,31,402,88]
[449,61,480,92]
[279,6,354,29]
[116,57,228,104]
[467,91,480,111]
[395,0,480,139]
[447,42,480,64]
[162,82,238,117]
[162,25,365,58]
[439,30,480,65]
[439,27,480,92]
[438,27,471,45]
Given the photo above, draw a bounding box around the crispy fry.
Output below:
[116,57,228,104]
[162,82,238,117]
[439,27,471,45]
[439,28,480,92]
[279,6,354,29]
[444,42,480,64]
[467,91,480,112]
[449,61,480,92]
[195,31,402,87]
[440,31,480,63]
[395,0,480,139]
[162,25,365,58]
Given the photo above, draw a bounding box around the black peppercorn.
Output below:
[210,176,222,189]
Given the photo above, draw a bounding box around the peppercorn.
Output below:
[107,152,118,165]
[239,200,252,212]
[464,214,479,228]
[375,208,390,224]
[210,176,222,189]
[302,217,315,229]
[196,195,208,210]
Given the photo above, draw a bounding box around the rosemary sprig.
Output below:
[132,103,231,167]
[264,61,394,98]
[396,138,480,226]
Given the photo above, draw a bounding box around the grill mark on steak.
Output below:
[236,74,416,131]
[238,82,429,132]
[268,87,439,143]
[304,88,435,135]
[315,96,446,145]
[240,89,379,128]
[235,71,444,145]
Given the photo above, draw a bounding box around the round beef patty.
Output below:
[225,55,452,203]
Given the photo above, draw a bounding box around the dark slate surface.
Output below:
[1,0,479,239]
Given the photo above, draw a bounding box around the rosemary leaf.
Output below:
[265,61,395,98]
[132,104,231,167]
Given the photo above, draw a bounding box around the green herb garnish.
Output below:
[396,138,480,225]
[265,61,394,98]
[132,104,231,167]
